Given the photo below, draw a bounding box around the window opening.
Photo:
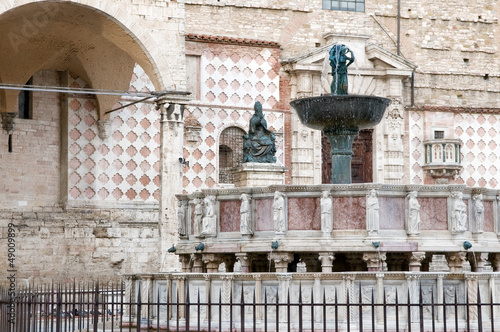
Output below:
[18,77,33,119]
[434,130,444,139]
[219,126,246,184]
[323,0,365,12]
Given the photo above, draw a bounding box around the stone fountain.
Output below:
[290,44,391,184]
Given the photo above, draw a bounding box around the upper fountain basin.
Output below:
[290,95,392,131]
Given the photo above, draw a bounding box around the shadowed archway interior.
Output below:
[0,1,161,118]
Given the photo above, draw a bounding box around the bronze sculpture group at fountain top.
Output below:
[329,44,354,95]
[290,43,391,184]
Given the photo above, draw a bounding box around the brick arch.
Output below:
[0,0,184,117]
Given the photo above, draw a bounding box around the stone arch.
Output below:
[0,0,184,119]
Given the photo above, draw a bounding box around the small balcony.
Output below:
[422,139,463,183]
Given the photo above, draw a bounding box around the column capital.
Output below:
[363,252,386,271]
[1,112,16,134]
[269,252,294,273]
[446,252,467,273]
[409,251,426,272]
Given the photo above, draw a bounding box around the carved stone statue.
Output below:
[451,192,467,232]
[329,44,354,95]
[193,198,203,236]
[243,101,276,163]
[366,189,379,234]
[321,190,333,233]
[407,191,421,236]
[273,191,286,233]
[201,195,217,237]
[240,193,253,236]
[177,200,187,237]
[472,194,484,233]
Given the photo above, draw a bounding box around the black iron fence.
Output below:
[0,281,498,331]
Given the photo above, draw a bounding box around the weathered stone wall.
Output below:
[182,39,288,192]
[0,207,160,284]
[185,0,500,108]
[0,71,62,207]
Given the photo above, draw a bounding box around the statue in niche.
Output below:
[329,44,354,95]
[201,195,217,236]
[321,190,333,233]
[240,193,253,236]
[193,198,203,236]
[177,200,187,237]
[242,101,277,163]
[472,194,484,233]
[273,191,286,233]
[451,192,467,232]
[407,191,421,236]
[296,260,307,273]
[366,189,379,234]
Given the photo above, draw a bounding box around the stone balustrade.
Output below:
[422,139,463,183]
[174,184,500,273]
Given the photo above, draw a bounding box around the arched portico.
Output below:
[0,0,186,118]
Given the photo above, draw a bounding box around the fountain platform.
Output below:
[175,184,500,273]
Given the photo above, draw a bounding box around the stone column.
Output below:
[408,252,426,271]
[466,275,479,324]
[490,275,496,317]
[140,275,153,319]
[363,252,386,271]
[166,275,173,320]
[474,252,489,272]
[220,275,234,326]
[204,275,212,322]
[276,274,293,325]
[342,274,356,323]
[123,276,136,320]
[179,255,191,273]
[491,253,500,271]
[446,252,467,273]
[157,99,186,272]
[375,274,385,324]
[173,276,186,321]
[202,254,223,273]
[436,274,444,322]
[191,253,204,273]
[253,274,262,322]
[235,253,251,273]
[318,252,335,272]
[406,274,420,324]
[313,274,322,323]
[268,252,294,273]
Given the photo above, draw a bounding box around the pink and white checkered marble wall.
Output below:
[67,65,160,203]
[183,42,284,193]
[200,47,279,109]
[409,108,500,188]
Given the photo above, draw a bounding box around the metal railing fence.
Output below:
[1,281,498,331]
